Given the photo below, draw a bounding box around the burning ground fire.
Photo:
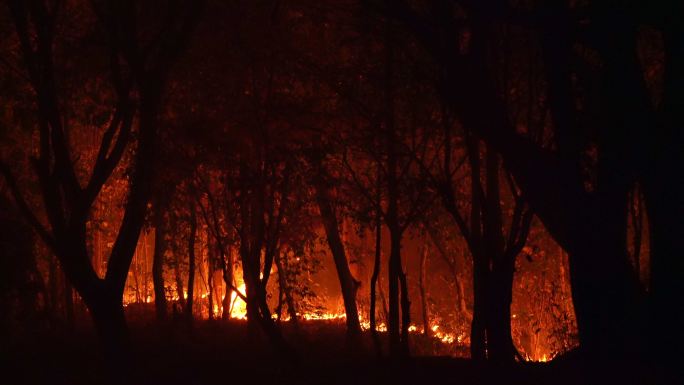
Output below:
[124,283,552,362]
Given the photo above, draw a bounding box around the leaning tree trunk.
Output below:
[314,174,360,335]
[221,246,234,320]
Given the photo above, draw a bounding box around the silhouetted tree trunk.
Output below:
[628,187,643,277]
[370,193,382,355]
[48,256,58,324]
[238,156,291,355]
[275,253,298,324]
[313,166,361,335]
[383,18,410,358]
[419,242,430,336]
[388,1,643,358]
[152,204,168,322]
[174,253,186,309]
[207,239,215,320]
[645,13,684,360]
[186,205,197,322]
[221,245,234,320]
[63,274,74,329]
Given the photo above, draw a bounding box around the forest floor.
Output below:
[3,314,676,385]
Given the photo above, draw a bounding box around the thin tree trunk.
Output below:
[370,201,382,355]
[419,242,430,336]
[387,228,402,357]
[152,205,168,322]
[314,173,360,335]
[186,205,197,322]
[222,245,234,320]
[174,253,185,309]
[275,253,298,324]
[207,243,214,320]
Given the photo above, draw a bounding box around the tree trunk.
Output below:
[185,206,197,322]
[152,206,168,322]
[207,240,215,320]
[174,254,185,309]
[221,246,234,320]
[470,256,487,361]
[80,286,129,365]
[398,266,411,356]
[486,252,519,363]
[48,257,58,324]
[314,173,360,335]
[482,147,519,363]
[275,254,298,324]
[387,227,403,357]
[63,273,74,329]
[419,242,430,336]
[370,203,382,354]
[645,19,684,361]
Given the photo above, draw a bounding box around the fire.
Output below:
[229,283,247,319]
[120,283,551,361]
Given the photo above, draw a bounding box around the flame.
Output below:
[229,283,247,319]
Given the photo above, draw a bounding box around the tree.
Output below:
[0,0,203,359]
[310,151,362,336]
[384,0,682,359]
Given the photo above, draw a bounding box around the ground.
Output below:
[2,319,676,385]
